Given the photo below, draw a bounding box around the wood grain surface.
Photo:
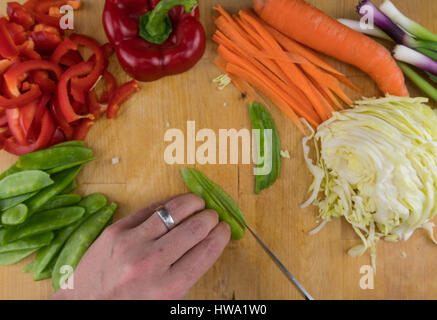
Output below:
[0,0,437,300]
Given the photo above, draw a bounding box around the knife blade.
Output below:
[246,224,314,300]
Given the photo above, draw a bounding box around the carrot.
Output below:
[226,62,308,132]
[253,0,409,97]
[214,57,269,106]
[238,10,333,121]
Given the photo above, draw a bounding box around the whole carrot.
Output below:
[254,0,409,97]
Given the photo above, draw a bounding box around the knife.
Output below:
[246,225,314,300]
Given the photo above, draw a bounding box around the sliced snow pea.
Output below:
[0,248,39,266]
[61,180,77,195]
[33,193,107,276]
[0,192,37,212]
[52,203,117,290]
[46,157,96,175]
[16,147,93,171]
[49,141,85,149]
[181,168,246,240]
[24,165,83,216]
[0,171,53,200]
[249,102,281,194]
[0,163,23,181]
[2,206,85,244]
[38,194,82,212]
[1,204,28,226]
[0,232,54,253]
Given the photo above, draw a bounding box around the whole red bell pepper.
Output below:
[103,0,206,82]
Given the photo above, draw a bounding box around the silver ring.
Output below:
[154,206,175,230]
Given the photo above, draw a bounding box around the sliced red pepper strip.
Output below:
[107,80,140,119]
[59,50,83,67]
[72,118,93,141]
[6,108,26,146]
[49,128,66,145]
[4,59,62,96]
[50,38,78,64]
[0,84,42,109]
[27,92,51,141]
[30,70,56,92]
[50,98,74,139]
[6,22,28,46]
[57,61,94,123]
[19,99,38,137]
[5,108,56,155]
[0,59,12,74]
[34,12,60,30]
[18,40,42,60]
[99,70,117,104]
[31,31,62,54]
[0,17,19,59]
[35,0,81,14]
[7,2,35,30]
[69,34,105,104]
[88,89,107,119]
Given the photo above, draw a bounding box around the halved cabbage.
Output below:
[303,96,437,270]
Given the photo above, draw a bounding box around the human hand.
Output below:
[51,193,231,300]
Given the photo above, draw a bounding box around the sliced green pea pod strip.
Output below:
[249,102,281,194]
[0,163,23,181]
[38,194,82,212]
[61,180,77,195]
[0,192,37,212]
[46,157,96,175]
[0,171,53,200]
[0,232,54,253]
[2,206,85,244]
[25,165,83,216]
[1,204,28,226]
[52,203,117,291]
[17,147,93,171]
[181,168,246,240]
[49,141,85,149]
[33,193,107,276]
[0,248,39,266]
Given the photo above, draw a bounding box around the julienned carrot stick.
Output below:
[239,10,332,121]
[226,63,308,132]
[213,27,316,115]
[214,57,269,106]
[253,0,408,97]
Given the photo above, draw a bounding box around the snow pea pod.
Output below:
[61,181,77,195]
[249,102,281,194]
[17,147,93,171]
[0,192,37,212]
[52,203,117,290]
[1,204,28,226]
[0,171,53,200]
[2,206,85,244]
[25,165,83,216]
[33,193,107,276]
[0,248,39,266]
[49,141,85,149]
[46,157,96,175]
[38,194,82,212]
[0,232,54,253]
[0,163,23,181]
[181,169,246,240]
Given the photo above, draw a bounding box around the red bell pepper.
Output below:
[5,108,56,155]
[69,34,105,104]
[18,40,42,60]
[103,0,205,82]
[6,108,27,146]
[88,89,107,119]
[57,61,94,123]
[50,97,74,139]
[27,92,51,141]
[72,118,93,141]
[0,17,19,59]
[4,59,62,96]
[31,25,62,54]
[19,99,38,136]
[6,22,28,45]
[59,50,83,67]
[0,84,42,109]
[7,2,35,30]
[50,38,78,64]
[30,70,57,92]
[106,80,140,119]
[0,59,12,74]
[99,70,117,104]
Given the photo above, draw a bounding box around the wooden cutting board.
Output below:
[1,0,437,300]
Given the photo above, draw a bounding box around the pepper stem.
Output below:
[139,0,198,45]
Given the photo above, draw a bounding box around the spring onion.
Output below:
[393,45,437,76]
[337,18,393,41]
[397,62,437,103]
[357,0,437,54]
[379,0,437,42]
[303,96,437,270]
